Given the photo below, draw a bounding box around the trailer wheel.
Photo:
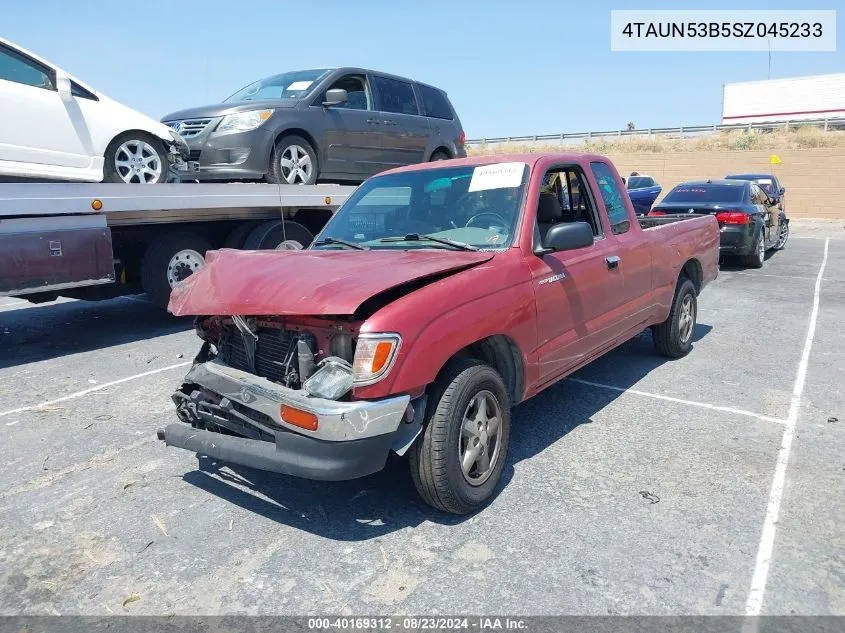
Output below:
[141,232,211,308]
[242,220,314,250]
[223,220,263,249]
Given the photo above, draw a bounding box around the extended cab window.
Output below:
[374,76,419,115]
[0,45,54,90]
[324,74,371,110]
[590,162,630,235]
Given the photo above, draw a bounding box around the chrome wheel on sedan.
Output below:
[459,390,503,486]
[115,139,164,184]
[775,221,789,249]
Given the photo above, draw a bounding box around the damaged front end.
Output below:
[160,314,426,481]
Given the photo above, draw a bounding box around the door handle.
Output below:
[606,255,621,270]
[366,118,380,125]
[382,119,396,126]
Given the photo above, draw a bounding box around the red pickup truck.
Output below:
[159,153,719,514]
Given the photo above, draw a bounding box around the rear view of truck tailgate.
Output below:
[0,215,115,296]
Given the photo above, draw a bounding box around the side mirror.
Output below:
[538,222,594,254]
[323,88,348,107]
[778,187,785,196]
[55,72,72,102]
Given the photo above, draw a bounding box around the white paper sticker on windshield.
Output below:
[468,162,525,192]
[756,178,772,184]
[287,81,313,91]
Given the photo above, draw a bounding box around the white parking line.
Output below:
[566,377,786,425]
[729,272,817,281]
[744,237,830,617]
[0,361,191,418]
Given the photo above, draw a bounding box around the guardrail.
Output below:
[465,117,845,146]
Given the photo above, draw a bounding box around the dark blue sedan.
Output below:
[625,174,662,215]
[649,179,789,269]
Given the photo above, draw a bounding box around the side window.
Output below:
[71,81,97,101]
[0,45,54,90]
[535,167,603,248]
[373,76,419,115]
[644,177,655,187]
[417,84,453,120]
[590,162,630,235]
[325,74,370,110]
[750,185,763,205]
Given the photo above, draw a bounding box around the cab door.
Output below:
[530,166,626,386]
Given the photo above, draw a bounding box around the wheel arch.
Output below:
[272,128,320,163]
[680,258,703,294]
[435,334,525,405]
[429,146,453,161]
[103,128,169,156]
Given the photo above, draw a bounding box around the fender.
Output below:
[353,251,538,401]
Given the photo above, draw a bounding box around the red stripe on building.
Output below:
[723,107,845,121]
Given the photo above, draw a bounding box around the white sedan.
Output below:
[0,37,191,183]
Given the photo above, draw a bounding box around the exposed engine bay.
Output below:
[194,314,361,400]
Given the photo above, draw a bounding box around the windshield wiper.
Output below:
[313,237,368,250]
[378,233,479,251]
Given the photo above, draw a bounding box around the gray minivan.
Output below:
[161,68,466,184]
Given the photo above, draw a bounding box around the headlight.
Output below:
[303,357,354,400]
[215,109,274,134]
[352,334,401,386]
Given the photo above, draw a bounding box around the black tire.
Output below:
[774,219,789,250]
[242,220,314,250]
[103,132,169,184]
[429,150,450,162]
[266,135,318,185]
[409,358,511,515]
[652,277,697,358]
[140,232,211,309]
[740,228,765,269]
[223,220,264,249]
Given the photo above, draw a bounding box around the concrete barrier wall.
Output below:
[605,148,844,219]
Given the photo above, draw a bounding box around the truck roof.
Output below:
[378,152,613,177]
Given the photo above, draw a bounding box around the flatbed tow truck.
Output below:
[0,182,356,308]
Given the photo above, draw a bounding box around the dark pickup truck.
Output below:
[159,152,719,514]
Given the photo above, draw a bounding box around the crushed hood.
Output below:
[168,248,494,317]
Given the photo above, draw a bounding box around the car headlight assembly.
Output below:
[215,109,274,134]
[352,334,401,386]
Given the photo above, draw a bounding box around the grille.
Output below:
[166,118,212,138]
[218,325,295,385]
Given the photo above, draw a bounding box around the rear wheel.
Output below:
[267,135,318,185]
[103,133,168,184]
[409,359,511,514]
[223,220,264,249]
[741,229,765,269]
[429,150,450,162]
[242,219,314,250]
[140,232,211,308]
[774,220,789,250]
[652,277,697,358]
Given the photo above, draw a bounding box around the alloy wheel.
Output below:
[279,145,313,184]
[458,390,503,486]
[115,140,163,184]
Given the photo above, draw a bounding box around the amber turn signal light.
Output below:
[91,199,103,210]
[280,405,318,431]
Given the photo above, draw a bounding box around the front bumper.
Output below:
[160,359,411,481]
[185,127,275,181]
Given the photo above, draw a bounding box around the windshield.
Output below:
[313,163,529,250]
[663,184,745,204]
[626,176,652,189]
[223,69,332,102]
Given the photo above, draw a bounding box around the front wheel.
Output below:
[652,277,697,358]
[409,359,511,514]
[103,133,168,184]
[267,135,318,185]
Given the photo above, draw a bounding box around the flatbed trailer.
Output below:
[0,182,356,307]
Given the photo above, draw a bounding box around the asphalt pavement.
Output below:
[0,230,842,616]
